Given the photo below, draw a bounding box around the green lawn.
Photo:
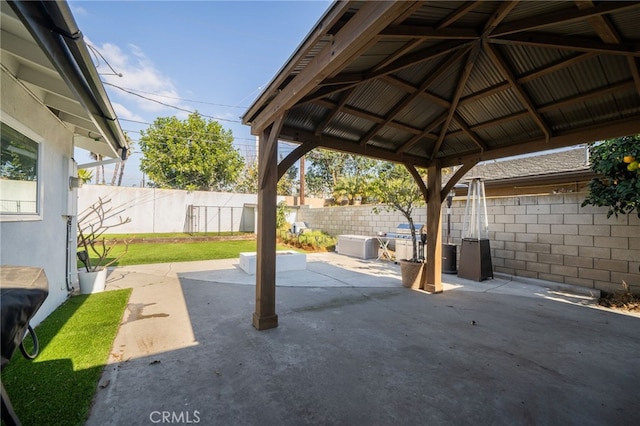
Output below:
[1,289,131,426]
[80,239,294,268]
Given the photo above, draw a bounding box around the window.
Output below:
[1,122,39,214]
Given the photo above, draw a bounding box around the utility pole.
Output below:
[299,155,305,205]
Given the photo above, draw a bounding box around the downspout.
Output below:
[65,215,74,293]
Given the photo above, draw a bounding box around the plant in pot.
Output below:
[76,197,131,294]
[372,164,426,289]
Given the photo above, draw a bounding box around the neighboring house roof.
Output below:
[1,0,128,158]
[465,146,591,183]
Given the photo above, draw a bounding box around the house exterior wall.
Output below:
[296,192,640,294]
[1,68,76,325]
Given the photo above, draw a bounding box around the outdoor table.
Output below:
[375,235,393,261]
[1,266,49,426]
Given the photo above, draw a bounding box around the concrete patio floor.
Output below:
[86,253,639,425]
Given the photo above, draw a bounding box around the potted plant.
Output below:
[76,197,131,294]
[372,164,426,289]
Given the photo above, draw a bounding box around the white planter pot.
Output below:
[78,268,107,294]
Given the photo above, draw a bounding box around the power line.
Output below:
[104,82,242,124]
[121,125,259,143]
[105,84,249,109]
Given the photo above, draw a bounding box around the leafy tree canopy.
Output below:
[235,161,298,196]
[139,112,243,191]
[306,149,380,202]
[582,135,640,218]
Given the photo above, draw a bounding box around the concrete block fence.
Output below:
[296,192,640,294]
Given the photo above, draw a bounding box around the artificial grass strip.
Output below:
[1,288,131,426]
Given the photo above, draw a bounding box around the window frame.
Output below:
[0,114,44,222]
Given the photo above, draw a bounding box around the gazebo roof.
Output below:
[243,1,640,168]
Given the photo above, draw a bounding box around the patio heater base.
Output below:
[458,239,493,281]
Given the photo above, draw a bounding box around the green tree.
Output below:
[234,161,259,194]
[306,149,379,202]
[582,135,640,218]
[372,163,426,261]
[233,161,298,195]
[306,149,348,197]
[139,112,243,191]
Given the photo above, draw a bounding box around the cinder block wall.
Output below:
[297,192,640,294]
[296,204,426,238]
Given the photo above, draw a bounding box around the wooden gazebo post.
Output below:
[423,163,443,293]
[252,117,283,330]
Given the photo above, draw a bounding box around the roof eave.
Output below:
[7,0,128,158]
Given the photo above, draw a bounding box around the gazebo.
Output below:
[242,1,640,330]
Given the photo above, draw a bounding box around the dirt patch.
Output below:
[598,282,640,312]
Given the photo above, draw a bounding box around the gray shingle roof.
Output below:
[463,146,590,182]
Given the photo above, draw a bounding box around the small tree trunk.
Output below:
[407,216,417,262]
[117,160,126,186]
[111,161,120,186]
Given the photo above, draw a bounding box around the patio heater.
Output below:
[458,178,493,281]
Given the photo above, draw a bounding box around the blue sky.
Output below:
[70,1,332,187]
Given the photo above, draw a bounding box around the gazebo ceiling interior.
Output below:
[243,1,640,169]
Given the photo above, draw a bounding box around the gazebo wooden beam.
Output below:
[439,116,640,168]
[249,1,420,134]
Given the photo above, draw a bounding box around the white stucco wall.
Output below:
[1,68,77,326]
[77,186,267,234]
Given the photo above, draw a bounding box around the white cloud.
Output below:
[86,39,193,118]
[111,102,145,122]
[69,4,88,17]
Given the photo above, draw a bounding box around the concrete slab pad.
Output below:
[87,253,640,425]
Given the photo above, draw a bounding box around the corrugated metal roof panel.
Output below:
[526,72,578,106]
[542,20,597,37]
[458,89,524,126]
[610,9,640,39]
[322,112,372,143]
[414,1,497,27]
[438,135,478,158]
[463,49,505,96]
[394,42,451,86]
[504,43,576,76]
[286,103,326,133]
[505,1,569,23]
[597,55,633,84]
[396,98,445,130]
[348,79,406,117]
[291,38,331,76]
[344,39,414,74]
[428,60,462,99]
